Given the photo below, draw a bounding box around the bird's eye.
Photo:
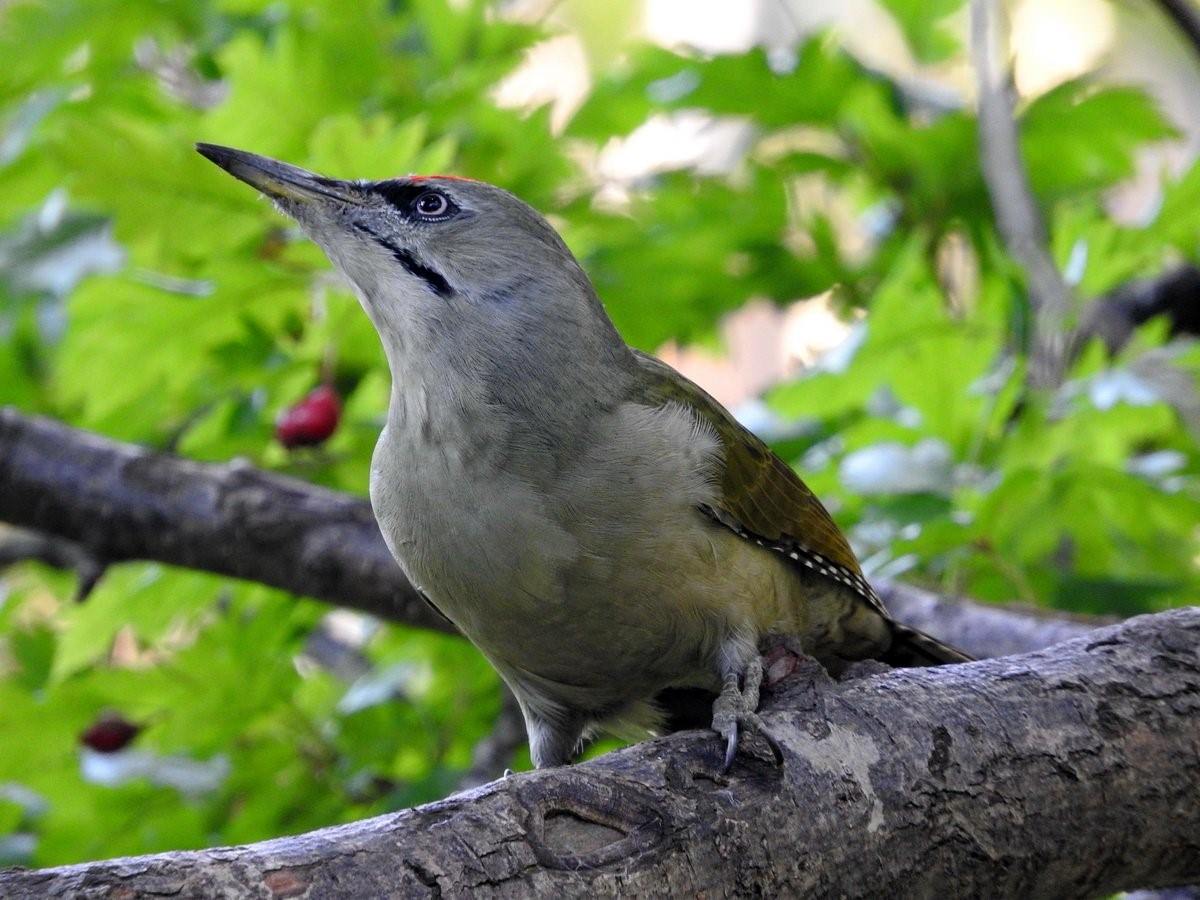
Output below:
[414,191,450,219]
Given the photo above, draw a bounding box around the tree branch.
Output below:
[1154,0,1200,56]
[0,525,102,583]
[1076,265,1200,355]
[1,412,1193,894]
[2,607,1196,897]
[971,0,1075,388]
[0,408,1111,659]
[0,407,449,634]
[875,581,1101,659]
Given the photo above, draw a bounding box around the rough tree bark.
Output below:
[1,608,1197,898]
[0,407,1100,658]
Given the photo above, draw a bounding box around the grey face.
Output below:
[197,143,626,401]
[196,143,482,304]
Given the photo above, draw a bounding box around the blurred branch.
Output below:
[875,580,1101,659]
[0,407,1118,659]
[3,608,1197,898]
[971,0,1074,388]
[0,525,90,573]
[0,407,1126,658]
[1071,267,1200,441]
[0,524,106,601]
[1154,0,1200,55]
[0,407,450,634]
[970,0,1200,380]
[1076,264,1200,354]
[458,687,527,790]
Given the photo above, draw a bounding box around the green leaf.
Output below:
[1022,82,1178,203]
[50,566,221,681]
[573,167,827,348]
[770,239,1010,453]
[569,38,893,138]
[878,0,966,63]
[9,625,56,691]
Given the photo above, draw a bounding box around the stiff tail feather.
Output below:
[881,623,974,667]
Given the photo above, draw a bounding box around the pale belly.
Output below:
[373,448,792,717]
[368,400,885,727]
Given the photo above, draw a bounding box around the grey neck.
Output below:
[371,283,636,479]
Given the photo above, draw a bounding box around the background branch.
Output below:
[0,525,96,578]
[971,0,1075,388]
[875,581,1100,658]
[0,525,107,602]
[0,407,1107,659]
[1154,0,1200,55]
[0,407,448,634]
[1077,265,1200,355]
[2,608,1196,898]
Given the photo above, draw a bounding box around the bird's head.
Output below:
[196,143,623,379]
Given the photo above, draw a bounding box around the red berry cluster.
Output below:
[276,385,341,449]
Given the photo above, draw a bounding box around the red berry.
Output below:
[80,715,141,753]
[276,385,341,449]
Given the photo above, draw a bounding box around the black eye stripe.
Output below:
[368,181,459,221]
[351,222,454,299]
[369,181,425,209]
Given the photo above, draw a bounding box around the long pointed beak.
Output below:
[196,143,363,206]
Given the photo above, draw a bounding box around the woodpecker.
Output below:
[197,144,971,770]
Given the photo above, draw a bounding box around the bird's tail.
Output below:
[882,623,973,667]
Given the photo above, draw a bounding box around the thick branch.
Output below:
[971,0,1074,388]
[875,581,1101,658]
[0,407,448,633]
[0,408,1107,658]
[3,608,1197,898]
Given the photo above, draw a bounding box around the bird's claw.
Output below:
[712,656,785,773]
[716,709,784,773]
[723,719,738,773]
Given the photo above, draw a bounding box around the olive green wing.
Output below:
[632,350,886,616]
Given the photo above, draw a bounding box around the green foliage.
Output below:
[1021,80,1180,203]
[1,0,1197,868]
[878,0,965,63]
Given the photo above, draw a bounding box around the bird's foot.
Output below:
[762,636,813,688]
[711,656,784,773]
